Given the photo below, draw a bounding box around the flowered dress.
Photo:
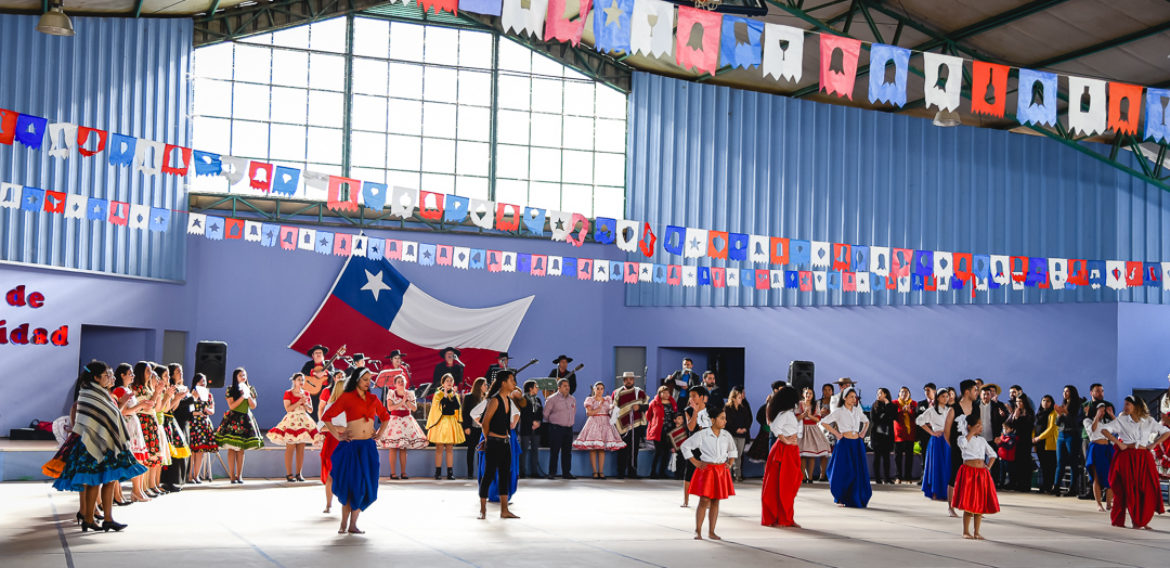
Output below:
[111,386,149,463]
[132,385,163,467]
[267,389,319,445]
[573,396,627,451]
[379,389,429,450]
[214,386,264,451]
[188,393,219,452]
[162,410,191,459]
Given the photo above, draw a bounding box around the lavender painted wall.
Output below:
[1116,303,1170,400]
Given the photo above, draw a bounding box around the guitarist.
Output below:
[548,355,581,396]
[486,352,511,385]
[300,344,340,420]
[612,371,649,479]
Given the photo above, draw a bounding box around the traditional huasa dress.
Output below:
[762,409,802,526]
[573,396,627,451]
[111,386,149,463]
[52,384,149,492]
[131,384,164,467]
[379,389,428,450]
[161,409,190,460]
[952,435,1000,515]
[215,386,264,450]
[267,389,320,445]
[916,405,951,501]
[798,401,831,458]
[823,404,872,508]
[1104,414,1170,528]
[188,390,219,453]
[682,427,737,500]
[425,390,466,445]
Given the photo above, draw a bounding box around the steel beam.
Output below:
[1026,20,1170,69]
[910,0,1071,54]
[133,0,145,17]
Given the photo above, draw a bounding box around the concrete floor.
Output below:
[2,477,1167,568]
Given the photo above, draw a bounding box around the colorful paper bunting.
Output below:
[421,192,446,222]
[496,203,522,232]
[502,0,548,38]
[1066,76,1107,136]
[720,16,762,70]
[594,217,617,244]
[663,225,685,255]
[818,35,861,100]
[593,0,634,54]
[192,151,221,176]
[0,109,17,145]
[461,0,502,16]
[1108,82,1143,135]
[868,44,909,107]
[707,230,728,259]
[108,134,136,167]
[631,0,674,58]
[419,0,458,15]
[248,161,274,191]
[675,6,722,76]
[615,219,640,252]
[545,0,592,46]
[327,176,361,212]
[762,24,803,82]
[77,126,108,157]
[971,61,1009,118]
[272,166,301,196]
[1016,69,1058,127]
[205,216,225,240]
[1145,88,1170,143]
[683,228,707,258]
[14,114,47,149]
[445,195,470,223]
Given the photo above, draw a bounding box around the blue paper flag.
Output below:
[720,16,763,70]
[361,181,387,210]
[852,245,869,272]
[86,197,108,221]
[416,243,435,265]
[789,240,811,267]
[610,261,624,281]
[445,195,469,223]
[20,186,44,211]
[460,0,501,17]
[653,264,668,283]
[910,274,925,291]
[14,114,48,149]
[1145,262,1162,288]
[205,216,225,240]
[784,271,800,288]
[148,207,171,232]
[562,257,578,278]
[260,223,279,247]
[1025,257,1048,287]
[697,266,711,286]
[972,254,991,280]
[827,271,842,290]
[316,232,335,255]
[1145,88,1170,143]
[593,0,634,54]
[872,274,886,291]
[1016,68,1058,127]
[728,233,749,261]
[193,151,222,176]
[108,134,136,167]
[740,269,755,287]
[515,253,531,274]
[523,207,546,235]
[663,226,686,255]
[364,238,382,260]
[468,248,486,269]
[1087,260,1106,288]
[594,217,616,244]
[271,166,301,196]
[868,44,910,107]
[913,250,934,276]
[951,276,965,290]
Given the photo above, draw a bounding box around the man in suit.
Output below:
[979,384,1009,486]
[669,358,700,408]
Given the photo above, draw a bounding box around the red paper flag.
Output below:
[108,201,130,226]
[327,176,360,212]
[639,222,657,257]
[567,213,590,247]
[531,255,547,276]
[624,262,639,284]
[418,191,445,221]
[891,248,913,278]
[496,203,522,231]
[488,250,503,272]
[385,239,402,260]
[953,253,974,282]
[225,218,245,240]
[1125,261,1144,286]
[798,271,813,292]
[77,126,107,156]
[418,0,456,15]
[924,275,938,291]
[755,269,770,290]
[711,267,726,288]
[970,61,1010,118]
[1108,82,1143,135]
[279,226,298,250]
[707,230,729,259]
[886,274,897,290]
[667,265,682,286]
[819,35,862,100]
[545,0,592,46]
[434,245,453,266]
[43,190,66,214]
[0,108,17,145]
[247,161,273,191]
[577,258,594,280]
[1067,259,1088,286]
[675,6,722,76]
[832,243,851,271]
[843,271,857,291]
[1009,257,1029,283]
[333,233,352,256]
[770,237,789,265]
[161,145,192,176]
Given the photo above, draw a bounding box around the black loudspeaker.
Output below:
[788,360,814,394]
[195,341,228,388]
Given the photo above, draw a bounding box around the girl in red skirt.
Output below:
[681,404,736,540]
[1101,396,1170,529]
[953,414,999,540]
[762,386,803,528]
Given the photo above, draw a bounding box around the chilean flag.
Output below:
[289,255,533,388]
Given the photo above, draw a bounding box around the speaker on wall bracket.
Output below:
[195,340,227,388]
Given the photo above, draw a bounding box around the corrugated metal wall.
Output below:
[0,15,191,281]
[625,72,1168,307]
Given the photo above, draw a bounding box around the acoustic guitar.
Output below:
[304,345,346,395]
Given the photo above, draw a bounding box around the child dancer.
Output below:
[267,373,319,482]
[917,388,953,511]
[953,414,999,540]
[426,373,465,480]
[681,403,736,540]
[762,386,802,528]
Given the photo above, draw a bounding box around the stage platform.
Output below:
[4,473,1170,567]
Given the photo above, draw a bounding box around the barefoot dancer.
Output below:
[477,371,520,520]
[321,368,391,534]
[953,414,999,540]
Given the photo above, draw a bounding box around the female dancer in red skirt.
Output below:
[1101,396,1170,529]
[762,386,802,528]
[680,403,736,540]
[953,414,999,540]
[317,372,347,513]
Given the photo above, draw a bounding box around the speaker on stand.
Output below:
[194,341,228,388]
[788,360,815,394]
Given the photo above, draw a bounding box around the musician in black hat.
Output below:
[487,352,510,385]
[378,350,411,405]
[548,355,578,395]
[434,347,465,391]
[300,344,337,420]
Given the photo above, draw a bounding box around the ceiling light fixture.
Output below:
[37,2,75,37]
[932,109,961,128]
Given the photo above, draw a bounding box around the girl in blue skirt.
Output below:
[821,387,872,508]
[917,387,954,513]
[1083,401,1115,512]
[320,368,392,534]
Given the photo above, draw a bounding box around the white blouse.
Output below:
[823,405,869,434]
[916,406,949,433]
[769,410,803,439]
[470,397,521,422]
[1105,415,1170,445]
[680,428,738,464]
[1082,417,1110,442]
[957,434,996,461]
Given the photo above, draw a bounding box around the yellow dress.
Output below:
[426,392,466,445]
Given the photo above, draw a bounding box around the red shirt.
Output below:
[893,399,918,442]
[321,391,389,423]
[283,389,310,410]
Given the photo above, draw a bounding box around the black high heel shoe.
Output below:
[81,521,102,533]
[295,474,305,482]
[75,512,85,525]
[101,520,127,532]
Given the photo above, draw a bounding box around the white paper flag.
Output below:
[243,220,262,242]
[352,235,368,257]
[615,219,640,253]
[936,274,950,291]
[134,140,164,178]
[870,246,890,276]
[923,52,963,112]
[813,271,827,291]
[856,271,871,293]
[639,262,654,282]
[501,251,517,272]
[933,251,953,279]
[1106,260,1127,290]
[749,235,770,263]
[397,240,416,262]
[468,199,495,230]
[811,241,831,269]
[683,228,708,258]
[548,211,572,242]
[298,228,317,251]
[770,270,785,289]
[303,169,330,192]
[448,246,468,269]
[631,0,674,58]
[0,182,20,209]
[1048,258,1068,290]
[220,156,249,186]
[1162,262,1170,291]
[1067,76,1107,136]
[187,213,207,235]
[762,24,804,82]
[593,259,610,282]
[389,187,417,219]
[725,268,739,288]
[502,0,548,38]
[128,203,149,230]
[990,255,1010,286]
[682,265,697,287]
[47,123,78,160]
[539,255,557,276]
[897,276,911,293]
[975,275,989,291]
[64,193,87,218]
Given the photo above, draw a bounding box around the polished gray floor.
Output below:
[2,477,1167,567]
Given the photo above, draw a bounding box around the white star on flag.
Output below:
[361,269,392,301]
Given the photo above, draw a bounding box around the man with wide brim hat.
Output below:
[434,346,466,391]
[613,370,648,479]
[487,351,510,385]
[300,344,341,404]
[830,377,857,409]
[548,354,579,395]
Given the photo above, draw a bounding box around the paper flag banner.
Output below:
[370,239,388,260]
[221,217,243,240]
[1163,262,1170,291]
[516,253,531,274]
[909,274,924,291]
[1066,259,1087,286]
[220,156,249,186]
[1145,88,1170,143]
[819,35,861,100]
[832,243,851,271]
[912,249,934,276]
[827,271,841,290]
[707,230,728,259]
[684,228,708,258]
[297,228,317,252]
[469,199,494,229]
[303,169,330,192]
[663,225,686,255]
[63,193,86,218]
[276,226,297,250]
[594,217,616,244]
[720,267,734,288]
[868,44,909,107]
[14,114,47,149]
[390,187,418,218]
[934,251,953,279]
[0,183,19,209]
[1105,260,1126,290]
[667,265,681,285]
[313,232,334,255]
[0,109,17,145]
[324,176,360,212]
[720,16,762,70]
[469,249,485,269]
[709,267,725,287]
[545,0,591,46]
[639,262,653,282]
[453,246,471,269]
[496,203,522,231]
[1144,262,1161,288]
[971,254,990,281]
[631,0,674,58]
[107,134,136,166]
[609,260,624,282]
[851,245,869,272]
[1125,260,1143,287]
[205,216,225,240]
[461,0,502,16]
[566,213,590,246]
[333,233,352,256]
[810,241,830,269]
[620,262,636,284]
[897,275,911,293]
[418,243,436,266]
[989,255,1009,286]
[799,271,813,292]
[789,239,810,266]
[675,6,722,76]
[192,151,221,176]
[970,61,1009,118]
[133,140,164,177]
[697,266,711,286]
[47,122,77,159]
[615,219,640,252]
[248,161,274,191]
[547,255,562,276]
[856,271,870,292]
[1108,82,1143,135]
[349,235,367,257]
[440,195,467,223]
[1048,258,1067,289]
[1016,69,1058,127]
[1025,257,1048,287]
[754,269,769,289]
[128,203,149,230]
[386,240,402,260]
[19,186,44,212]
[76,126,107,157]
[639,222,656,257]
[762,24,803,82]
[783,271,798,288]
[108,201,131,226]
[161,145,193,176]
[923,52,964,112]
[564,257,578,278]
[682,266,697,287]
[1087,260,1105,289]
[749,235,770,263]
[811,271,826,291]
[522,206,546,235]
[593,259,609,282]
[770,237,789,265]
[401,241,419,263]
[259,224,279,247]
[1008,256,1028,283]
[42,190,65,214]
[419,0,457,15]
[186,213,207,235]
[242,220,262,242]
[502,0,548,38]
[353,182,387,212]
[271,166,300,196]
[593,0,634,54]
[531,254,547,276]
[890,248,913,278]
[548,210,573,241]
